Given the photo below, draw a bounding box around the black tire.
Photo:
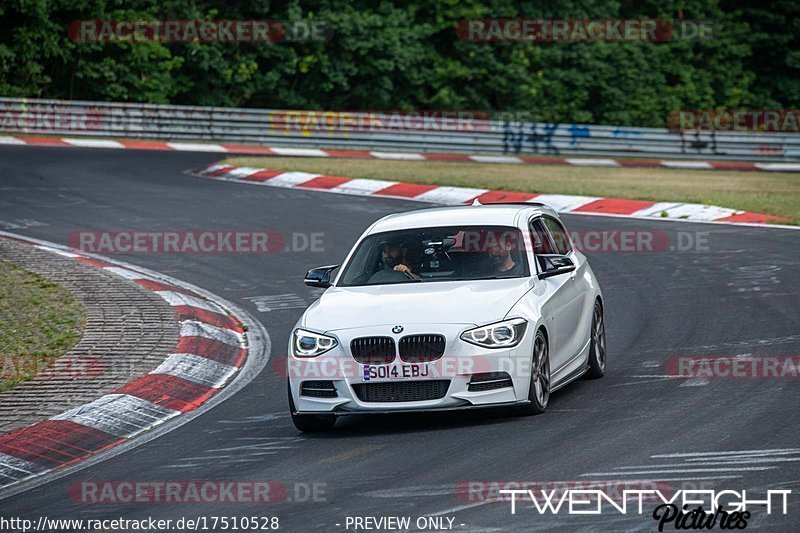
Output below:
[288,384,336,432]
[520,329,550,415]
[586,300,606,379]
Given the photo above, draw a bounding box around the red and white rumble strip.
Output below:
[0,234,248,490]
[2,134,799,173]
[193,164,788,226]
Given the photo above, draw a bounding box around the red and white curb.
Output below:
[2,134,800,173]
[193,164,790,226]
[0,233,252,491]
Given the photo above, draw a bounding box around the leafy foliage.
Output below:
[0,0,796,126]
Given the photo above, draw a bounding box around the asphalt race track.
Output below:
[1,145,799,531]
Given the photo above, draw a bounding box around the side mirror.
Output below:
[304,265,340,288]
[537,255,576,279]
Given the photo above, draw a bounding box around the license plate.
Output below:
[362,363,430,382]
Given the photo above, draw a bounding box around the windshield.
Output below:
[338,225,529,286]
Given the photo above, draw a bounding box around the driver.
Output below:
[380,239,420,280]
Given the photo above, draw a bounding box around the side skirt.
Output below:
[550,365,589,393]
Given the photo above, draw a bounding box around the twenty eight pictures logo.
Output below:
[498,488,791,530]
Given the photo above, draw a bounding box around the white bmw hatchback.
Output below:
[288,203,606,431]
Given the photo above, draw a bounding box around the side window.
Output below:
[542,216,572,255]
[529,218,556,255]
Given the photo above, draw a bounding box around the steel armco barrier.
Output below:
[1,97,798,162]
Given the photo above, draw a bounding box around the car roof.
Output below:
[369,203,559,233]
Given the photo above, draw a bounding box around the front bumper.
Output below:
[294,400,532,417]
[288,323,534,414]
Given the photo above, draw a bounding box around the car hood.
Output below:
[302,278,534,332]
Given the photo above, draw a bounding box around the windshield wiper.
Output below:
[365,278,422,285]
[428,275,518,282]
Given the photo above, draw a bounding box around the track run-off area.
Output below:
[0,145,799,531]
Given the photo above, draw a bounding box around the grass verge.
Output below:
[225,156,800,224]
[0,261,86,392]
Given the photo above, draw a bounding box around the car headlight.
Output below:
[293,328,338,357]
[460,318,527,349]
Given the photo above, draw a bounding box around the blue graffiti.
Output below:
[568,124,591,145]
[503,122,560,154]
[612,127,643,138]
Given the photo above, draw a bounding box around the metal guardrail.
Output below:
[1,97,798,161]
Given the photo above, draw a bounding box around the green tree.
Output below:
[0,0,797,126]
